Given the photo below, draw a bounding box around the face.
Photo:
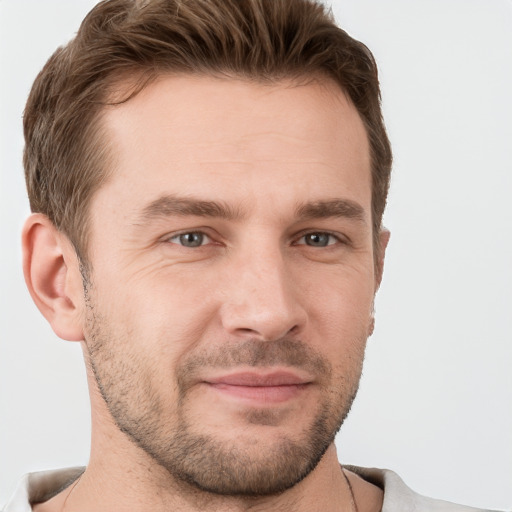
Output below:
[83,75,379,496]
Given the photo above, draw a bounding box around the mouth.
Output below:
[203,370,313,404]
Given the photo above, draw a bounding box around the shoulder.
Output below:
[2,467,84,512]
[344,465,503,512]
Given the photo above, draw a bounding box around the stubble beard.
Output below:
[84,293,365,497]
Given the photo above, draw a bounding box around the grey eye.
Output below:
[305,233,331,247]
[171,232,207,247]
[298,232,339,247]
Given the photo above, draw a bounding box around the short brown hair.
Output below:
[24,0,392,265]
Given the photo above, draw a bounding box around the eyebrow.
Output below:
[135,195,366,225]
[295,199,367,224]
[136,195,245,224]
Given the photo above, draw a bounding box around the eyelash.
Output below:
[167,231,213,248]
[294,231,344,247]
[165,230,346,248]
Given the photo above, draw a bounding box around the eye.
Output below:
[296,232,340,247]
[168,232,212,247]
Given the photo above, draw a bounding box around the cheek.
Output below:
[306,265,375,326]
[303,268,374,371]
[93,265,220,359]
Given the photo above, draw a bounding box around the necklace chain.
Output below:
[62,470,358,511]
[61,474,81,512]
[342,468,359,512]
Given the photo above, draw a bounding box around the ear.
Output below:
[368,228,390,337]
[22,213,85,341]
[375,228,390,291]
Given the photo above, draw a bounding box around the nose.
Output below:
[219,245,307,341]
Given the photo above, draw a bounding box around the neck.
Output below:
[35,443,358,512]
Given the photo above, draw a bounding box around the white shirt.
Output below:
[2,466,500,511]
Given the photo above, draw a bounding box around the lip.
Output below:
[206,370,311,386]
[203,370,312,404]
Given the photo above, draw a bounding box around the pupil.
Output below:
[307,233,329,247]
[180,233,203,247]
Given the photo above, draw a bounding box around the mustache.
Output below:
[177,338,331,386]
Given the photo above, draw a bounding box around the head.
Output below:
[22,0,392,500]
[23,0,391,268]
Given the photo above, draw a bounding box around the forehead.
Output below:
[95,74,371,221]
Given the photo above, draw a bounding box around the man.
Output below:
[1,0,504,511]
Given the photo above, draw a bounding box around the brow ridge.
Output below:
[137,195,245,223]
[136,195,366,225]
[295,199,366,223]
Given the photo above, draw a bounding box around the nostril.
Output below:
[238,327,258,335]
[288,325,301,336]
[232,323,301,342]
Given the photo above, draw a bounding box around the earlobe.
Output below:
[22,214,85,341]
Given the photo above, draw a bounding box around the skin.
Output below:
[24,75,388,511]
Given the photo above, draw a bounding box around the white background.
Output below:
[1,0,511,509]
